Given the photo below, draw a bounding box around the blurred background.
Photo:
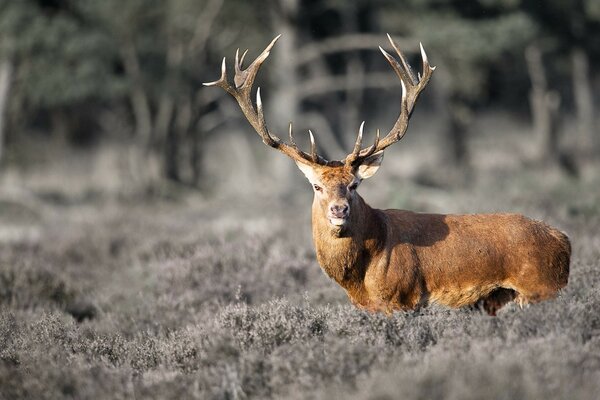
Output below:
[1,3,600,398]
[0,0,598,202]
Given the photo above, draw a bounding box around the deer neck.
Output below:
[311,194,386,287]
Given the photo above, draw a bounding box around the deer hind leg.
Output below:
[510,271,566,309]
[513,287,559,309]
[480,288,517,316]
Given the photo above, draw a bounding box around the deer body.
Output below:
[205,34,570,315]
[312,195,570,314]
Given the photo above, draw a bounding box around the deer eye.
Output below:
[348,182,358,191]
[313,184,322,192]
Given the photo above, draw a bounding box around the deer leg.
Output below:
[514,287,559,308]
[481,288,517,316]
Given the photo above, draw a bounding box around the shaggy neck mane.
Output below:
[311,194,386,291]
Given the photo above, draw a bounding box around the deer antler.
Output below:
[345,34,435,167]
[203,35,328,166]
[204,34,434,168]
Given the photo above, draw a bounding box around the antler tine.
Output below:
[255,87,277,146]
[363,128,381,159]
[349,121,365,159]
[345,121,365,166]
[387,34,417,85]
[202,57,235,95]
[308,130,318,163]
[240,49,249,69]
[379,47,413,92]
[418,43,436,97]
[288,122,296,146]
[346,125,383,166]
[234,48,242,77]
[234,34,281,90]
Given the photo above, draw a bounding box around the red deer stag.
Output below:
[204,35,571,316]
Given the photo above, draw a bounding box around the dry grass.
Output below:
[1,141,599,399]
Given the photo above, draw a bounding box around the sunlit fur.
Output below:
[299,163,571,316]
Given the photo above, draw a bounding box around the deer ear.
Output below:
[357,151,384,180]
[295,161,319,184]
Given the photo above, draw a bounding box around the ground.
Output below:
[1,142,599,399]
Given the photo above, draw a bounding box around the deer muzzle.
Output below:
[328,203,349,226]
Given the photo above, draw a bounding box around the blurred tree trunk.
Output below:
[269,0,300,193]
[341,2,362,147]
[156,34,181,182]
[194,105,223,188]
[190,129,204,187]
[270,0,300,126]
[50,109,70,144]
[159,0,224,185]
[571,47,595,152]
[164,128,180,182]
[120,39,153,147]
[434,67,471,171]
[184,0,225,187]
[119,39,162,186]
[0,59,12,164]
[525,45,561,162]
[175,97,194,185]
[447,99,472,167]
[301,53,348,159]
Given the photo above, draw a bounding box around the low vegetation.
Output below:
[1,164,599,400]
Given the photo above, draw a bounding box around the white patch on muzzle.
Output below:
[329,217,347,226]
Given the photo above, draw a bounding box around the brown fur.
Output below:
[307,165,571,316]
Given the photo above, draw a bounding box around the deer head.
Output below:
[293,128,384,232]
[203,34,434,233]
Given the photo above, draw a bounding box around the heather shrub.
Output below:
[1,172,599,399]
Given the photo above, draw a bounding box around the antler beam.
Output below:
[345,34,435,167]
[203,35,327,166]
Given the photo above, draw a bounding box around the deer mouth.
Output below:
[328,217,348,226]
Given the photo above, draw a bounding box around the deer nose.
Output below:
[329,204,349,218]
